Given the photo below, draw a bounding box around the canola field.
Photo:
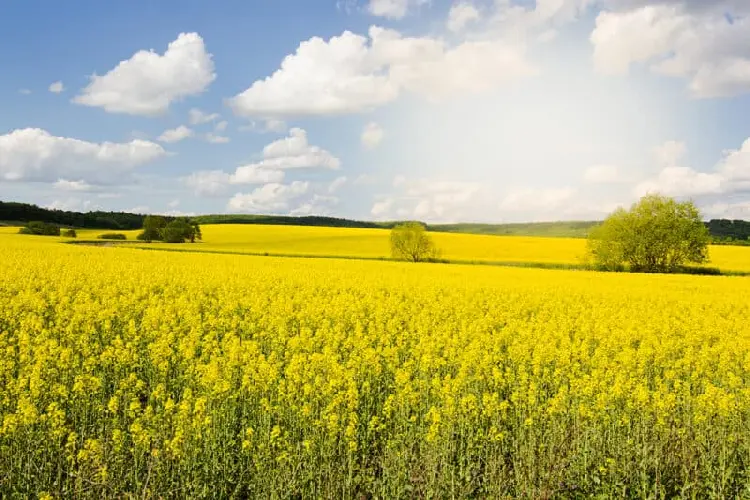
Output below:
[2,234,750,497]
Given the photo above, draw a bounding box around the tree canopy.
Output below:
[587,194,710,273]
[138,216,201,244]
[390,222,440,262]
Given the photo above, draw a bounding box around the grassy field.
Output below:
[2,234,750,497]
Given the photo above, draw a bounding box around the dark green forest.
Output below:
[2,200,750,243]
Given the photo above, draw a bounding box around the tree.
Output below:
[62,229,77,238]
[161,218,202,243]
[390,222,440,262]
[138,215,167,242]
[587,194,710,273]
[19,221,60,236]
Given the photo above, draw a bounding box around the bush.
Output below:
[18,221,60,236]
[98,233,127,241]
[62,229,77,238]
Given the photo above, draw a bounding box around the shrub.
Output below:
[18,221,60,236]
[98,233,127,241]
[62,229,77,238]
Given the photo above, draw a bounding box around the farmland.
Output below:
[1,229,750,497]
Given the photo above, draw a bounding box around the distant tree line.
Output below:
[706,219,750,245]
[1,201,145,229]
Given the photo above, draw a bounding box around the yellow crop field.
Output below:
[134,223,750,272]
[2,235,750,497]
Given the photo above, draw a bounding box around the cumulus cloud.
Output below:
[48,81,64,94]
[371,176,485,221]
[328,176,348,193]
[0,128,166,184]
[182,128,336,197]
[205,133,230,144]
[447,2,480,32]
[247,128,340,170]
[591,2,750,97]
[74,33,215,115]
[367,0,429,19]
[229,26,533,118]
[635,137,750,197]
[158,125,194,143]
[189,108,221,125]
[227,181,310,213]
[361,122,384,149]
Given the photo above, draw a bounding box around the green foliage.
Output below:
[390,222,440,262]
[138,215,167,243]
[18,221,60,236]
[1,201,145,229]
[587,194,710,273]
[62,229,77,238]
[98,233,127,240]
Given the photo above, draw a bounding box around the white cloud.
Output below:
[214,121,228,132]
[230,165,285,185]
[158,125,194,143]
[371,176,485,221]
[290,194,340,216]
[183,170,232,197]
[498,187,576,213]
[447,2,480,32]
[591,3,750,97]
[361,122,384,149]
[48,81,65,94]
[635,137,750,197]
[583,164,620,183]
[19,89,32,95]
[371,198,395,217]
[74,33,215,115]
[47,198,95,212]
[229,26,532,118]
[0,128,166,184]
[168,199,180,208]
[328,176,348,193]
[205,133,230,144]
[189,108,221,125]
[244,128,340,170]
[228,181,310,213]
[54,179,93,192]
[367,0,429,19]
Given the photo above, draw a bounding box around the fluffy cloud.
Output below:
[591,2,750,97]
[0,128,166,184]
[328,176,348,193]
[74,33,215,115]
[230,165,285,185]
[214,121,228,132]
[227,181,310,213]
[371,176,484,221]
[447,2,480,32]
[361,122,384,149]
[498,187,576,213]
[635,137,750,197]
[158,125,194,143]
[182,128,336,197]
[205,133,230,144]
[189,108,220,125]
[183,170,232,197]
[48,81,64,94]
[248,128,340,170]
[367,0,429,19]
[290,194,340,216]
[229,26,533,118]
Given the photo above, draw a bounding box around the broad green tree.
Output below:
[138,215,167,243]
[587,194,710,273]
[390,222,440,262]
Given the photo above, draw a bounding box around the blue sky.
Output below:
[1,0,749,222]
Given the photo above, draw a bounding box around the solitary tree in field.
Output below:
[390,222,440,262]
[587,194,709,273]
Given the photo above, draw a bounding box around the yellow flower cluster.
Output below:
[1,234,750,497]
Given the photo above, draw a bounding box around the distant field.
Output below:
[4,223,749,273]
